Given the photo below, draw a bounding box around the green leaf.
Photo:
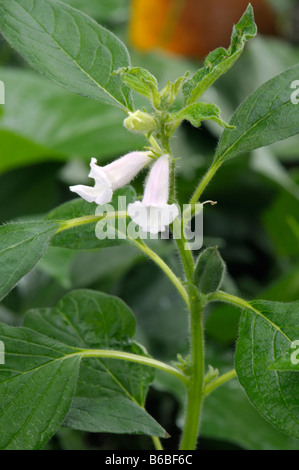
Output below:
[0,221,59,301]
[215,64,299,163]
[194,247,226,294]
[268,342,299,372]
[202,371,299,450]
[0,68,144,172]
[62,0,129,22]
[47,186,136,250]
[0,0,133,109]
[171,103,234,130]
[235,300,299,438]
[183,4,257,104]
[24,289,166,437]
[115,67,158,100]
[0,323,81,449]
[64,396,164,436]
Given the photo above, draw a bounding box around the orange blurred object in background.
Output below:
[130,0,278,59]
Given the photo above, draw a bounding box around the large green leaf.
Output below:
[24,290,165,437]
[47,187,136,250]
[235,300,299,438]
[202,372,299,450]
[0,68,144,172]
[0,0,133,109]
[215,65,299,163]
[0,323,81,449]
[0,221,59,301]
[182,4,257,104]
[268,344,299,372]
[62,0,129,21]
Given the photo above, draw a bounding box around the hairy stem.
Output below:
[180,285,205,450]
[172,194,205,450]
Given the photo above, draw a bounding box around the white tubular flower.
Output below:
[70,151,152,205]
[128,154,179,234]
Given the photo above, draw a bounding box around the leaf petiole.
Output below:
[189,160,222,206]
[79,349,188,385]
[203,369,237,397]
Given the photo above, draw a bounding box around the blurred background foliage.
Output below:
[0,0,299,450]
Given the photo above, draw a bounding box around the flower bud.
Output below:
[124,110,157,134]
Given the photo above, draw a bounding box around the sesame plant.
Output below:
[0,0,299,451]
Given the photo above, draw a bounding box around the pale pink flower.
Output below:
[128,154,179,234]
[70,151,152,205]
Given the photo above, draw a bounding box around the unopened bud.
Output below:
[124,110,157,134]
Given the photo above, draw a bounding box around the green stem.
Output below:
[190,160,222,206]
[135,240,189,307]
[172,201,204,450]
[203,369,237,397]
[80,349,188,385]
[180,285,205,450]
[152,436,164,450]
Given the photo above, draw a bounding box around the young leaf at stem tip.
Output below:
[182,4,257,105]
[194,246,226,294]
[157,72,189,110]
[114,66,159,100]
[171,103,235,130]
